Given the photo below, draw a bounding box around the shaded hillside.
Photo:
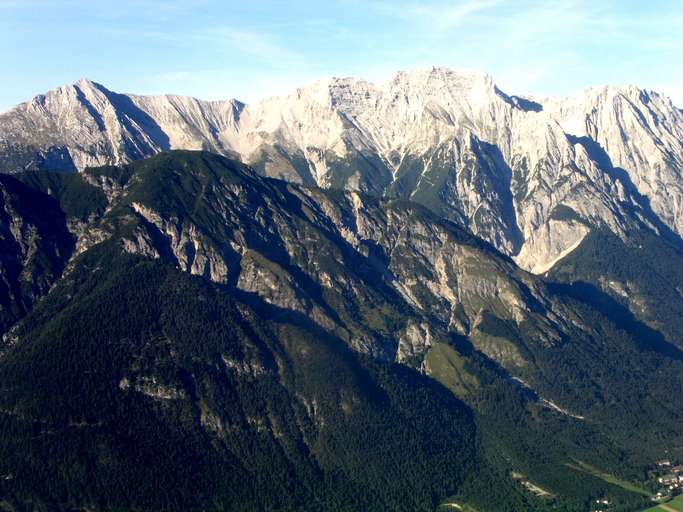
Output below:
[0,151,681,510]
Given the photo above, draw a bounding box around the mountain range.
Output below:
[2,67,682,276]
[2,69,683,511]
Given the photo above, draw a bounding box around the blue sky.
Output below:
[1,0,682,111]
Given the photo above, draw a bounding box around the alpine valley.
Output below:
[1,68,683,511]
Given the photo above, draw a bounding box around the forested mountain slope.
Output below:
[1,151,682,510]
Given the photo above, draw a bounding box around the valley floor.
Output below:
[643,495,683,512]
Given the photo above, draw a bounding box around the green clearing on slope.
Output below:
[566,461,651,496]
[425,342,479,397]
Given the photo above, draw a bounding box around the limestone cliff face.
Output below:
[2,69,682,274]
[66,152,576,387]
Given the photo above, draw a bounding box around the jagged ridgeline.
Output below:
[2,68,683,280]
[2,151,683,511]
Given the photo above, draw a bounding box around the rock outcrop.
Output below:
[2,69,682,273]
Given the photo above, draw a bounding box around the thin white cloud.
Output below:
[369,0,501,30]
[195,26,304,66]
[101,23,306,69]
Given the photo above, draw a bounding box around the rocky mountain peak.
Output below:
[1,68,683,275]
[389,66,494,89]
[74,76,101,90]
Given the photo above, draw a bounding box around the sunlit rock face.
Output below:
[2,68,682,272]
